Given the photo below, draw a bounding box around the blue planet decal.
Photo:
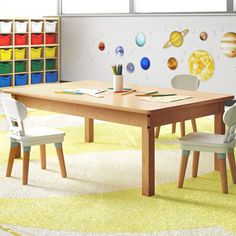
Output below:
[140,57,150,70]
[115,46,124,57]
[126,63,135,73]
[135,32,146,47]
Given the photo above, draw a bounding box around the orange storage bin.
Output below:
[15,34,27,45]
[46,33,56,44]
[0,34,11,46]
[31,33,43,45]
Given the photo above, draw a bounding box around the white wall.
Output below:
[61,16,236,97]
[0,0,58,17]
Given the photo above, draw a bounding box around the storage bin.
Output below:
[15,34,27,45]
[31,21,43,33]
[15,61,26,73]
[0,49,12,61]
[46,71,57,83]
[0,34,11,46]
[31,33,43,45]
[0,22,12,33]
[15,74,28,86]
[31,60,43,71]
[46,33,56,44]
[0,75,11,87]
[46,59,56,70]
[15,21,28,33]
[15,48,26,60]
[45,21,57,33]
[45,47,56,58]
[31,47,42,59]
[31,72,42,84]
[0,62,12,74]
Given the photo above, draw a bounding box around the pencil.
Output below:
[121,90,136,96]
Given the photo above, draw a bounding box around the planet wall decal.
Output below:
[188,50,214,81]
[126,62,135,73]
[135,32,146,47]
[115,46,124,57]
[98,41,105,51]
[200,32,208,41]
[221,32,236,58]
[140,57,150,70]
[163,29,189,48]
[167,57,178,70]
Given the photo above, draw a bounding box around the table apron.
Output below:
[150,102,221,126]
[15,96,148,127]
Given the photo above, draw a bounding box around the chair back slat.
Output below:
[171,74,200,91]
[223,104,236,143]
[1,97,27,136]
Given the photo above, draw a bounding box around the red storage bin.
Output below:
[46,33,56,44]
[0,34,11,46]
[31,33,43,45]
[15,34,27,45]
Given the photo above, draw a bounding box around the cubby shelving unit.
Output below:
[0,17,60,87]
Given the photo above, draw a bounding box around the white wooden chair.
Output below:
[155,74,200,138]
[178,104,236,194]
[1,97,67,185]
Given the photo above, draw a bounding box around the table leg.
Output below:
[85,118,94,143]
[142,125,155,196]
[214,102,225,170]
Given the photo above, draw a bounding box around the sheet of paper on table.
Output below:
[140,95,193,103]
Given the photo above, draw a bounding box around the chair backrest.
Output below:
[171,74,200,91]
[223,104,236,143]
[1,97,27,136]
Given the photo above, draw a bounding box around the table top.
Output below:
[2,80,234,114]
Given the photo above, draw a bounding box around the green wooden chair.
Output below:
[178,104,236,194]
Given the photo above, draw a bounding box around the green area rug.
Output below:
[0,112,235,235]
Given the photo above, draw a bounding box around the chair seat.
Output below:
[9,126,65,146]
[179,132,235,153]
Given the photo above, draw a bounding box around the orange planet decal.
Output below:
[163,29,189,48]
[98,41,105,51]
[167,57,178,70]
[221,32,236,58]
[188,50,214,81]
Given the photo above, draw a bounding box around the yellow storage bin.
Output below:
[0,49,12,61]
[45,47,56,58]
[31,47,42,59]
[15,48,26,60]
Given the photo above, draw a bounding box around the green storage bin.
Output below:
[46,59,56,70]
[0,62,12,74]
[31,60,43,71]
[15,61,26,73]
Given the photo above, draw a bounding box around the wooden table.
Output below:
[3,80,234,196]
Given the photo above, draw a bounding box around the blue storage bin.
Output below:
[0,75,11,87]
[31,72,42,84]
[15,74,28,86]
[46,71,57,83]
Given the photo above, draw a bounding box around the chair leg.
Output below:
[227,150,236,184]
[155,126,161,138]
[180,121,185,137]
[6,142,18,177]
[22,146,31,185]
[191,119,197,132]
[192,151,200,178]
[172,123,176,134]
[55,143,67,178]
[40,144,46,170]
[178,150,190,188]
[217,154,228,194]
